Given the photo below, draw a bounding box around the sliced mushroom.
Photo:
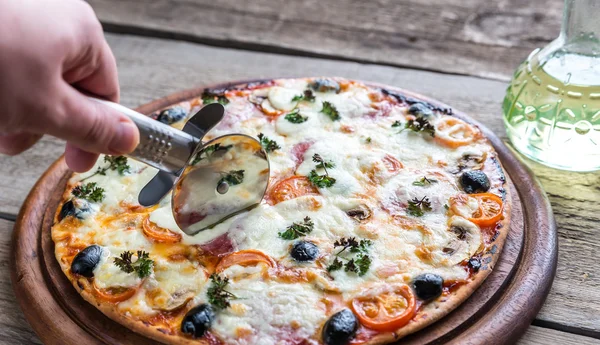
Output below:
[440,216,483,266]
[345,204,372,222]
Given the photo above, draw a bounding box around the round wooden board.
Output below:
[10,80,557,345]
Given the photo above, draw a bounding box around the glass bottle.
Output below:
[503,0,600,171]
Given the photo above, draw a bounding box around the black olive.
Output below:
[156,106,187,125]
[181,304,214,338]
[309,79,341,93]
[412,273,444,301]
[322,309,358,345]
[290,241,319,262]
[468,257,481,271]
[345,205,371,222]
[460,170,490,194]
[408,103,433,118]
[71,245,103,277]
[58,200,76,221]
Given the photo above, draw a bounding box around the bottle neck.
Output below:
[560,0,600,54]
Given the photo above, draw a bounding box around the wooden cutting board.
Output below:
[10,81,557,345]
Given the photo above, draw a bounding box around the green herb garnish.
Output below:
[308,154,336,188]
[72,182,105,202]
[279,216,314,240]
[313,153,335,169]
[285,108,308,124]
[207,274,237,310]
[407,196,432,217]
[391,120,402,128]
[365,137,372,143]
[412,176,438,186]
[219,170,245,186]
[257,133,281,153]
[327,258,343,272]
[292,90,316,103]
[321,101,340,121]
[327,237,373,275]
[113,251,154,278]
[404,117,435,137]
[202,89,229,105]
[308,170,336,188]
[192,143,232,165]
[81,155,130,181]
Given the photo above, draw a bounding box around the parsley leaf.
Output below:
[407,196,433,217]
[354,254,372,276]
[312,153,335,169]
[113,251,154,278]
[328,237,373,276]
[284,109,308,124]
[207,274,237,310]
[219,170,245,186]
[365,137,372,143]
[292,90,316,103]
[327,258,343,272]
[404,117,435,137]
[308,170,336,188]
[192,143,232,165]
[81,155,130,181]
[257,133,281,153]
[72,182,105,202]
[412,176,438,186]
[391,120,403,128]
[202,89,229,105]
[308,153,336,188]
[321,101,340,121]
[279,216,314,240]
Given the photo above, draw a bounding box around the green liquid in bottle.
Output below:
[503,48,600,171]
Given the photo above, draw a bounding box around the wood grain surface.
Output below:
[87,0,563,80]
[0,17,598,345]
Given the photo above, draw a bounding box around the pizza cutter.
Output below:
[90,98,270,236]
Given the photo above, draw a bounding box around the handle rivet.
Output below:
[217,181,229,194]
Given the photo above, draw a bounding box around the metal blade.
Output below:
[137,103,226,206]
[172,134,270,235]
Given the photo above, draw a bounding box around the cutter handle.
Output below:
[89,98,199,174]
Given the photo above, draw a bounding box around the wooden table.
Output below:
[1,1,599,344]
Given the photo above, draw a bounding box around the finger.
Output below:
[0,132,42,155]
[65,39,120,102]
[37,83,139,155]
[65,143,99,172]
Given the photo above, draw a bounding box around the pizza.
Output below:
[51,77,510,345]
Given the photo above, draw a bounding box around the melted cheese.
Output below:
[52,78,506,344]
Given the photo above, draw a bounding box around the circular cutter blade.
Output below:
[172,134,270,235]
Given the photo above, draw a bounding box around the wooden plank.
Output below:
[517,326,600,345]
[0,219,43,344]
[0,33,598,337]
[88,0,563,80]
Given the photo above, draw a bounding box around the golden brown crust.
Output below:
[52,78,512,345]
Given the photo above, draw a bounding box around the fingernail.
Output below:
[109,120,139,154]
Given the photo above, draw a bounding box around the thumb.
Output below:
[44,86,139,155]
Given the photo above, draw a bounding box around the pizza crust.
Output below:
[52,78,512,345]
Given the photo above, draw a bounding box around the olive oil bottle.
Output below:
[503,0,600,171]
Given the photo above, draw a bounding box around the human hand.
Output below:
[0,0,139,172]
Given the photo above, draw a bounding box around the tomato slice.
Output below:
[142,217,182,244]
[351,284,417,332]
[434,117,476,148]
[93,284,137,303]
[382,154,403,173]
[215,250,275,273]
[449,193,503,226]
[266,176,319,205]
[469,193,503,226]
